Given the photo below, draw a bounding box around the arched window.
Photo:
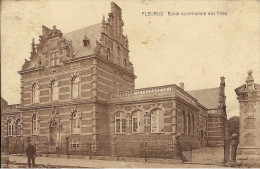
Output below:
[32,83,40,103]
[115,112,126,133]
[16,119,22,136]
[72,76,80,99]
[151,109,164,133]
[132,110,144,133]
[7,120,14,136]
[71,111,81,134]
[32,114,39,135]
[51,79,59,101]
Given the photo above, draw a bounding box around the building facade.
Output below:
[2,2,227,156]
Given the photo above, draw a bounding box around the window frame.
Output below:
[114,112,126,134]
[132,110,144,133]
[32,114,39,135]
[71,111,81,134]
[32,83,40,104]
[71,76,80,99]
[51,79,59,101]
[49,50,60,67]
[16,119,22,136]
[7,120,14,136]
[150,109,164,133]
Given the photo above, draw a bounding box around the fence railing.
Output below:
[2,136,189,161]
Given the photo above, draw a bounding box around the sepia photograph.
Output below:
[1,0,260,168]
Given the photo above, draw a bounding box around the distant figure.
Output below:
[25,137,36,168]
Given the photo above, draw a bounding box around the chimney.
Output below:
[179,83,184,90]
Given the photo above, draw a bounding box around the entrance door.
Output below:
[49,121,61,147]
[49,127,58,146]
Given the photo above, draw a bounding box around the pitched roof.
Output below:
[63,23,102,58]
[187,87,220,109]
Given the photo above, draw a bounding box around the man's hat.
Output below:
[26,136,31,142]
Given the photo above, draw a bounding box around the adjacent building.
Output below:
[235,71,260,166]
[2,2,227,156]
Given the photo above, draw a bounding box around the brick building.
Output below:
[2,2,227,156]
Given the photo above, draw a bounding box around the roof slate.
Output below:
[187,87,220,109]
[63,23,102,58]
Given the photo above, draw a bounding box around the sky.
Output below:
[1,0,260,118]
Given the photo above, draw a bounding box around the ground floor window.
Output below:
[115,112,126,133]
[151,108,164,133]
[132,110,144,133]
[71,139,79,149]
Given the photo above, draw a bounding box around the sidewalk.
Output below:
[6,155,226,168]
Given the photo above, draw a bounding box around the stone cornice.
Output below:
[19,99,109,111]
[18,66,44,75]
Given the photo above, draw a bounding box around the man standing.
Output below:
[25,137,36,168]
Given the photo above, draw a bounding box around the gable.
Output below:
[21,23,102,71]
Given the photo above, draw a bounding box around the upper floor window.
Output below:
[50,51,59,67]
[115,112,126,133]
[16,119,22,136]
[32,114,39,135]
[72,76,80,99]
[71,110,81,134]
[7,120,14,136]
[51,79,59,101]
[151,109,164,133]
[32,83,40,104]
[132,110,144,133]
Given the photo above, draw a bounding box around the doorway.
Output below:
[49,121,61,148]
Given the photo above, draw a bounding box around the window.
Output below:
[132,110,144,133]
[123,58,127,67]
[71,111,81,134]
[117,46,120,55]
[72,76,80,99]
[71,139,79,148]
[32,114,39,135]
[115,112,126,133]
[107,48,110,60]
[151,109,164,133]
[187,114,190,134]
[50,51,59,67]
[182,111,186,134]
[7,120,14,136]
[51,80,59,101]
[32,83,40,103]
[16,119,22,136]
[192,115,195,134]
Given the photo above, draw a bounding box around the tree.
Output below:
[227,116,239,138]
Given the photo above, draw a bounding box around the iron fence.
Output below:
[116,139,176,159]
[3,138,191,160]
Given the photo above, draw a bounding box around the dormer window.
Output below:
[83,35,90,47]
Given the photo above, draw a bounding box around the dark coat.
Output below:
[26,143,36,158]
